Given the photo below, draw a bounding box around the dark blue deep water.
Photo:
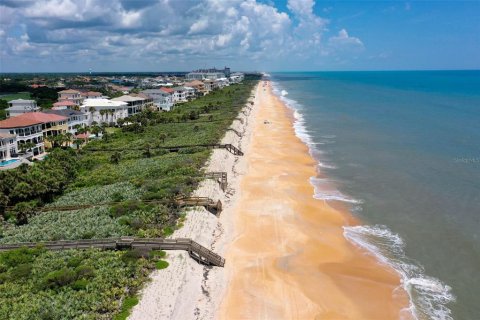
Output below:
[270,71,480,320]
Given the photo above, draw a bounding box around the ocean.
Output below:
[270,71,480,320]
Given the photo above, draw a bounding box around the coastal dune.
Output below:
[219,81,411,319]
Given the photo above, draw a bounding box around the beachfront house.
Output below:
[52,100,77,110]
[58,89,84,105]
[203,79,218,92]
[230,73,244,83]
[141,89,174,111]
[171,87,189,103]
[0,112,68,155]
[43,109,88,134]
[6,99,39,117]
[184,80,206,95]
[0,133,17,161]
[111,95,149,116]
[80,98,128,125]
[81,91,103,99]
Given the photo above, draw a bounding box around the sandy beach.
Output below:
[130,80,411,320]
[129,86,257,320]
[218,81,411,319]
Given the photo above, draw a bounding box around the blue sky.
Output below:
[0,0,478,72]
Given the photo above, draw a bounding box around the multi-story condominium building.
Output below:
[0,133,17,161]
[43,109,88,134]
[58,89,84,105]
[215,78,230,89]
[111,95,148,116]
[6,99,39,117]
[186,67,231,80]
[80,98,128,125]
[0,112,68,156]
[142,89,174,111]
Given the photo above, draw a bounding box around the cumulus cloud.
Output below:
[329,29,364,49]
[0,0,365,71]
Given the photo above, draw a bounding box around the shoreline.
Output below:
[218,81,411,319]
[128,85,259,320]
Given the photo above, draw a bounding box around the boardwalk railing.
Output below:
[85,143,244,156]
[7,197,223,214]
[204,172,228,191]
[0,237,225,267]
[175,196,222,214]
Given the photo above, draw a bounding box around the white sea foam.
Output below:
[309,177,363,204]
[281,89,288,96]
[344,225,455,320]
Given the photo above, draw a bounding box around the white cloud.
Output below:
[329,29,364,48]
[1,0,365,70]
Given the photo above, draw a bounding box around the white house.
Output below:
[141,89,174,111]
[171,87,189,103]
[6,99,39,117]
[111,95,145,116]
[230,72,244,83]
[0,133,17,161]
[80,98,128,125]
[58,89,84,105]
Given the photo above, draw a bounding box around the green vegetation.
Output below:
[113,296,139,320]
[155,260,169,270]
[0,76,259,318]
[0,248,154,320]
[0,92,31,100]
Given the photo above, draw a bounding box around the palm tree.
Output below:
[73,138,84,150]
[64,132,73,146]
[18,141,36,154]
[90,125,101,137]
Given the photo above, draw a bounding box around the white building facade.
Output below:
[0,133,17,161]
[6,99,39,118]
[141,89,174,111]
[81,99,128,125]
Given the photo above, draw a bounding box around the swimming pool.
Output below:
[0,158,20,167]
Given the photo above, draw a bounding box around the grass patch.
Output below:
[155,260,169,270]
[0,92,31,101]
[113,296,140,320]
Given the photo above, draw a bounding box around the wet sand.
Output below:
[219,81,410,319]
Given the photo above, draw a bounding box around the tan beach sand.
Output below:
[129,88,258,320]
[219,81,411,320]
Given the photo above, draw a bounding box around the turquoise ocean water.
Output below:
[270,71,480,320]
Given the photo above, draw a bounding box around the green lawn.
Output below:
[0,92,31,101]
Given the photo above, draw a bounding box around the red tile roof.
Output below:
[160,87,174,94]
[0,112,67,129]
[53,100,77,106]
[58,89,81,94]
[81,91,102,97]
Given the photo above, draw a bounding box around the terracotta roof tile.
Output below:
[0,112,67,129]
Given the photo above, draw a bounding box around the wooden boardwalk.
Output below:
[11,197,223,214]
[0,237,225,267]
[85,143,244,156]
[204,172,228,191]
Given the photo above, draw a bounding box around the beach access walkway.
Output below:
[0,237,225,267]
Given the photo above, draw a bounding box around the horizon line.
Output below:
[0,68,479,74]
